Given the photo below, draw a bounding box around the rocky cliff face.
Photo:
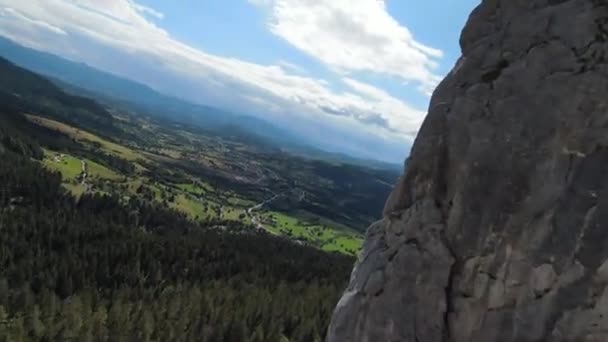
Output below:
[327,1,608,341]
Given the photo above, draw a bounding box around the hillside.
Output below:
[0,57,115,133]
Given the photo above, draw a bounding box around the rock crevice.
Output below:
[327,0,608,341]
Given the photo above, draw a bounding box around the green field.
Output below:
[87,160,122,180]
[42,150,121,181]
[171,194,220,220]
[28,115,144,161]
[259,211,363,255]
[62,183,86,197]
[222,206,249,222]
[42,152,83,180]
[226,196,256,207]
[176,182,211,196]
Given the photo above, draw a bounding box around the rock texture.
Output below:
[327,0,608,341]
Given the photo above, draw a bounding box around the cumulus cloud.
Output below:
[0,0,432,162]
[251,0,443,95]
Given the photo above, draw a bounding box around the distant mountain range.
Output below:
[0,37,289,136]
[0,36,401,171]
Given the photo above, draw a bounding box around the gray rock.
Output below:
[327,0,608,341]
[530,264,557,298]
[595,259,608,283]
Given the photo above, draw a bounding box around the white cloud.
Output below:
[69,0,164,28]
[276,60,307,74]
[131,1,164,19]
[251,0,443,95]
[0,7,67,36]
[0,0,428,162]
[341,78,425,135]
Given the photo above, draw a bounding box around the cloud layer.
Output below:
[252,0,443,95]
[0,0,442,162]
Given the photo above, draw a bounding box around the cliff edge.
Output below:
[327,0,608,341]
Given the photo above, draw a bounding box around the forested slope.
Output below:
[0,81,354,342]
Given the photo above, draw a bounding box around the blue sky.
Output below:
[0,0,479,163]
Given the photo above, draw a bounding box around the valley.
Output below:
[13,74,397,256]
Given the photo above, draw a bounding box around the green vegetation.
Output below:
[62,182,86,197]
[0,151,353,342]
[42,149,121,182]
[30,114,374,254]
[41,150,82,180]
[176,182,212,196]
[33,117,373,254]
[86,158,122,180]
[324,235,365,254]
[260,211,364,255]
[171,194,219,220]
[222,206,249,222]
[227,196,255,207]
[27,115,143,161]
